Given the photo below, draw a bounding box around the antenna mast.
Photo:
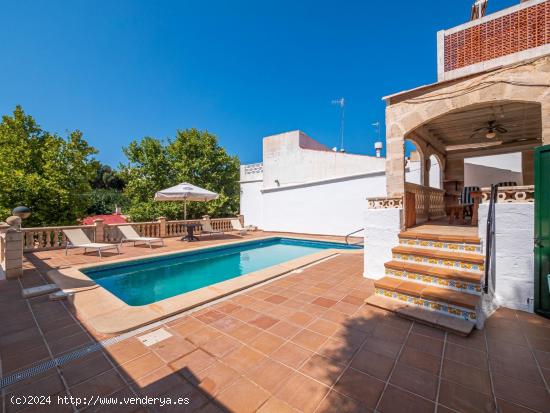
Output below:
[331,98,345,152]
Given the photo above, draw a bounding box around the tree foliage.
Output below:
[0,106,97,226]
[120,129,240,221]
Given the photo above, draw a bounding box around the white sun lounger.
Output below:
[118,225,164,248]
[230,219,248,235]
[63,229,120,258]
[200,220,224,237]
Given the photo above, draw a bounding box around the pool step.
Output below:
[374,276,479,323]
[366,295,475,336]
[384,260,482,295]
[392,246,485,273]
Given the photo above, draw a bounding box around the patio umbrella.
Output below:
[154,182,219,220]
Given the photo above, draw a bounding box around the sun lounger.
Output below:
[118,225,164,248]
[63,228,120,258]
[200,220,224,237]
[230,219,248,235]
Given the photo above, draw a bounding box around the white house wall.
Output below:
[478,203,535,313]
[239,180,263,228]
[260,172,387,236]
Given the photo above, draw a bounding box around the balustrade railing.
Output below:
[21,216,239,252]
[404,182,446,223]
[481,185,534,204]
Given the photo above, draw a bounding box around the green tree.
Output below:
[120,129,240,221]
[0,106,97,226]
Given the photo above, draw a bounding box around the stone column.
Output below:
[385,135,405,197]
[521,150,534,186]
[93,219,105,243]
[1,219,24,280]
[157,216,167,238]
[542,101,550,146]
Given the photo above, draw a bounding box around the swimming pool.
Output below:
[83,237,360,306]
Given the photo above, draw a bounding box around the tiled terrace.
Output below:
[1,233,549,413]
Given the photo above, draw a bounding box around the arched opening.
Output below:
[428,154,442,189]
[405,139,424,186]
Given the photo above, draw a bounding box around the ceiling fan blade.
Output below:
[496,126,507,133]
[469,132,481,139]
[473,126,487,132]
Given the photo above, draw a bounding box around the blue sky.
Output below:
[0,0,518,166]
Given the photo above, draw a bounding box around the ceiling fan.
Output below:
[470,120,507,139]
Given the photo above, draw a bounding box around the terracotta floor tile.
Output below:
[265,294,288,304]
[201,334,241,358]
[399,346,441,375]
[312,297,338,308]
[249,314,280,330]
[496,398,542,413]
[247,358,294,394]
[194,361,240,396]
[271,341,313,368]
[209,315,243,333]
[268,320,301,339]
[405,333,444,357]
[441,358,492,395]
[195,310,227,324]
[489,354,545,386]
[132,365,186,397]
[317,336,360,364]
[351,348,395,381]
[118,351,165,381]
[438,379,496,413]
[227,323,263,342]
[290,328,328,351]
[168,317,204,337]
[333,367,385,408]
[411,322,446,340]
[390,363,438,401]
[378,385,435,413]
[444,342,488,370]
[314,390,371,413]
[151,335,197,363]
[70,369,126,399]
[257,397,298,413]
[231,307,260,322]
[221,345,266,374]
[492,372,550,412]
[447,328,487,352]
[105,337,149,366]
[307,318,340,336]
[216,377,270,413]
[169,348,216,379]
[186,325,222,347]
[299,353,346,386]
[275,371,330,413]
[487,339,534,364]
[286,311,315,326]
[249,331,285,355]
[216,302,241,314]
[61,351,113,387]
[363,336,402,359]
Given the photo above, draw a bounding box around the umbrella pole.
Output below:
[184,200,187,221]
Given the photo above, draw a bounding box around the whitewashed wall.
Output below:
[240,180,263,228]
[465,152,523,187]
[478,203,535,312]
[260,172,387,236]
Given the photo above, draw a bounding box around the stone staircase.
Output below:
[366,230,485,336]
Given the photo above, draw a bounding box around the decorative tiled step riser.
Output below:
[384,268,482,296]
[392,252,484,273]
[374,288,477,322]
[399,238,481,254]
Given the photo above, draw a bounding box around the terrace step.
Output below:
[366,295,475,336]
[392,245,485,273]
[384,260,482,295]
[374,276,479,323]
[398,231,481,253]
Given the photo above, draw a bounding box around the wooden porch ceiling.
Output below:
[413,101,542,158]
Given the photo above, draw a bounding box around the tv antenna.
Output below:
[331,97,345,152]
[372,121,381,141]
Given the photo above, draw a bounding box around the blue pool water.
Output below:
[83,237,360,306]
